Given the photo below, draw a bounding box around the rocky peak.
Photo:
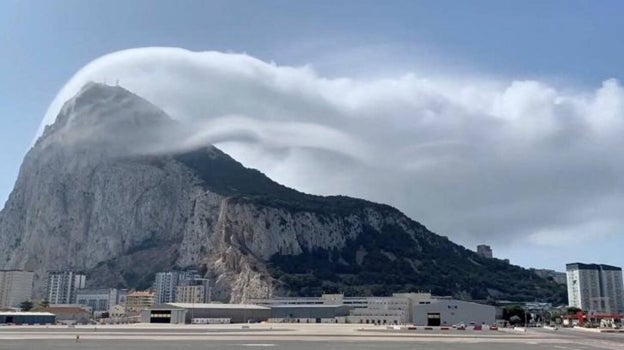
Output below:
[37,82,175,156]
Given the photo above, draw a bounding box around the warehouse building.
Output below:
[0,312,56,325]
[142,303,271,324]
[140,304,187,324]
[252,292,494,326]
[412,298,495,326]
[269,304,351,323]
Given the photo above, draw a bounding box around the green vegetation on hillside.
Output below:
[175,147,567,303]
[175,147,390,216]
[267,223,567,303]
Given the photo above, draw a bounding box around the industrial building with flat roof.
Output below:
[412,298,495,326]
[0,312,56,325]
[140,293,495,326]
[269,304,352,323]
[141,303,271,324]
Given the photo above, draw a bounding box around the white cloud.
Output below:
[40,47,624,251]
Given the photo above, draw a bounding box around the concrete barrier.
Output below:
[573,326,624,333]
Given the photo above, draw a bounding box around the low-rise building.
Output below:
[251,292,493,326]
[106,304,129,323]
[344,293,431,325]
[76,288,119,316]
[141,303,273,324]
[347,306,406,325]
[412,298,495,326]
[125,291,155,312]
[0,311,56,325]
[269,304,351,323]
[172,303,270,324]
[140,304,187,324]
[33,306,91,324]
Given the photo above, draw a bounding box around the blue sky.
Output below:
[2,0,624,271]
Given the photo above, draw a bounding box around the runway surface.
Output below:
[0,324,622,350]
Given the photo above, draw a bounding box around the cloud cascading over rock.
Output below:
[40,47,624,253]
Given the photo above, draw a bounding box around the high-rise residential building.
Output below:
[476,245,493,259]
[0,270,34,308]
[46,271,86,304]
[566,263,624,314]
[153,272,178,304]
[153,270,200,304]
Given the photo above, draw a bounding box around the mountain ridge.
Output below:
[0,83,566,303]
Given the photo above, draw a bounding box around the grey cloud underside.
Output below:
[0,83,566,302]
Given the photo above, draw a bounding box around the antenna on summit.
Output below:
[116,79,119,86]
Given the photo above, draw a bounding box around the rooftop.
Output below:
[166,303,270,310]
[269,304,349,309]
[128,291,155,297]
[0,312,55,316]
[566,263,622,271]
[32,307,89,314]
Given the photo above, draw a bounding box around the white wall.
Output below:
[412,299,495,326]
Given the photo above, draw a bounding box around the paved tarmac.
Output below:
[0,324,622,350]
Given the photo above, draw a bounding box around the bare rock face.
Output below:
[0,83,264,301]
[0,83,567,303]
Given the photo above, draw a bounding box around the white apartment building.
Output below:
[0,270,34,308]
[153,272,179,304]
[566,263,624,315]
[153,271,200,304]
[176,279,211,304]
[46,271,86,304]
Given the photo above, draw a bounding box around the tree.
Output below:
[19,300,33,311]
[503,306,526,320]
[509,315,522,325]
[566,307,582,315]
[38,300,50,308]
